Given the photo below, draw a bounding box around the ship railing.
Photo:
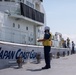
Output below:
[0,3,44,23]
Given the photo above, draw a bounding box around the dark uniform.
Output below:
[71,41,75,54]
[42,32,51,69]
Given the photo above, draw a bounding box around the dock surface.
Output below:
[0,54,76,75]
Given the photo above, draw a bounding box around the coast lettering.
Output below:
[0,47,36,59]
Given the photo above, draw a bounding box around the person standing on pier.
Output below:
[66,37,70,48]
[37,26,52,69]
[71,41,75,54]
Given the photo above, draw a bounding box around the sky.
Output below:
[43,0,76,44]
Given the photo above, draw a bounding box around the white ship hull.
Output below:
[0,41,71,69]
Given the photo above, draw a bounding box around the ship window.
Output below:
[11,0,15,2]
[40,0,43,2]
[4,0,10,1]
[18,0,24,3]
[4,0,15,2]
[13,23,15,27]
[18,24,20,28]
[26,27,28,30]
[38,29,40,32]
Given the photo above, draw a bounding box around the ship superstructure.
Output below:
[0,0,45,45]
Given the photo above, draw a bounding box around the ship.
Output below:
[0,0,71,69]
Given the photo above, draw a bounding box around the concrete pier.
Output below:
[0,54,76,75]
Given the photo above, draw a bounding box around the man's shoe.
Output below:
[42,66,50,69]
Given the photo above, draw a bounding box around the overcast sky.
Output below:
[43,0,76,44]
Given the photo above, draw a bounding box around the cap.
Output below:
[44,26,50,31]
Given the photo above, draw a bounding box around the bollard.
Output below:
[63,51,65,57]
[67,51,69,56]
[71,50,75,54]
[36,53,41,64]
[16,56,23,68]
[74,50,76,54]
[57,52,60,58]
